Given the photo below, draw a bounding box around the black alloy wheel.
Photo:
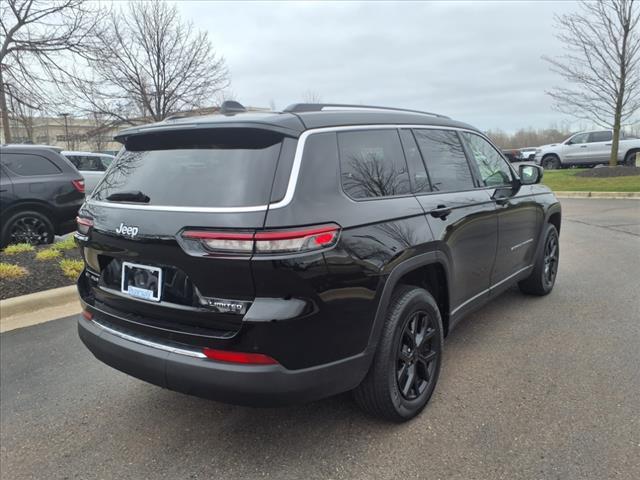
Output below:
[542,228,559,289]
[353,286,443,422]
[396,310,438,401]
[8,214,53,245]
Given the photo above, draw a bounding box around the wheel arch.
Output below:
[1,200,56,223]
[365,252,452,360]
[541,152,562,166]
[623,147,640,163]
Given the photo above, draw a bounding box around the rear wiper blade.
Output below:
[106,190,150,203]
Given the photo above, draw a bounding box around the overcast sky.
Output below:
[175,1,581,132]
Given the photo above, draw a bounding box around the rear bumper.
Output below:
[78,315,370,406]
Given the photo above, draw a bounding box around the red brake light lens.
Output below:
[254,225,339,253]
[202,348,278,365]
[181,224,340,255]
[76,216,94,235]
[72,179,85,193]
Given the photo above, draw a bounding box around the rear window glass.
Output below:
[1,153,61,176]
[92,129,284,208]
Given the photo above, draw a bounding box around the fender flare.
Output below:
[532,201,562,261]
[363,251,451,360]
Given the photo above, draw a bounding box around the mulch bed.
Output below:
[0,244,81,300]
[575,166,640,178]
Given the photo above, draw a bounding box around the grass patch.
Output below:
[59,258,84,279]
[0,262,28,279]
[543,169,640,192]
[52,236,77,251]
[36,248,62,261]
[3,243,35,255]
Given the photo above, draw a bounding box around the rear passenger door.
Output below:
[587,130,613,164]
[459,131,543,292]
[407,128,498,319]
[0,165,14,212]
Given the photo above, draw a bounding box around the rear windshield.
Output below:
[91,129,284,208]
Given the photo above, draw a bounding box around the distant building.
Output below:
[0,105,269,153]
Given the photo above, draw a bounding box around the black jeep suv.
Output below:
[76,103,561,421]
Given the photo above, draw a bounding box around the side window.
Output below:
[0,153,61,176]
[338,129,411,199]
[413,129,475,192]
[100,156,113,169]
[66,156,81,169]
[588,131,612,143]
[399,129,431,193]
[460,132,513,187]
[569,133,589,144]
[77,156,104,171]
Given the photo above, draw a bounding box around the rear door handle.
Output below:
[429,205,452,219]
[605,143,612,146]
[580,145,588,148]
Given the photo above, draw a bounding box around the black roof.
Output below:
[114,104,478,143]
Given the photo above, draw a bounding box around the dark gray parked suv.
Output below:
[0,144,85,247]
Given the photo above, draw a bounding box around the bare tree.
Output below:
[302,90,323,103]
[544,0,640,166]
[74,1,229,123]
[7,89,37,142]
[0,0,102,142]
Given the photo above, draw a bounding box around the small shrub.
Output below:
[3,243,35,255]
[52,236,76,251]
[59,258,84,279]
[36,248,62,261]
[0,262,28,279]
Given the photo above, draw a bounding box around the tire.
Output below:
[518,223,559,296]
[624,150,637,166]
[353,285,444,422]
[542,155,561,170]
[0,210,55,247]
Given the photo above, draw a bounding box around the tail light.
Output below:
[76,216,94,236]
[181,224,340,255]
[71,179,85,193]
[203,347,278,365]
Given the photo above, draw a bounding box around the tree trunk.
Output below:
[611,4,630,167]
[0,66,12,143]
[611,111,622,167]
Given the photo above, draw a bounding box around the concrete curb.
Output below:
[1,285,78,320]
[555,191,640,199]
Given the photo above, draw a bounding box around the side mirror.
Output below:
[519,164,543,185]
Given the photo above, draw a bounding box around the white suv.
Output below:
[533,130,640,169]
[62,151,116,192]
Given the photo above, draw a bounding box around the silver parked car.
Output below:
[533,130,640,169]
[62,151,115,192]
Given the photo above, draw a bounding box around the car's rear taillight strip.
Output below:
[76,216,94,236]
[71,179,85,193]
[182,224,340,254]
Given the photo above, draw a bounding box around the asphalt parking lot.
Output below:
[1,198,639,480]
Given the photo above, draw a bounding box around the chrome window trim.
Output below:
[85,124,482,214]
